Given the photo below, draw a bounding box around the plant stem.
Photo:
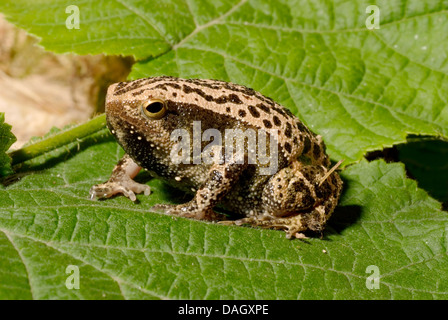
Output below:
[9,113,107,166]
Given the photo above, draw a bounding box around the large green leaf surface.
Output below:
[1,140,446,299]
[0,0,447,299]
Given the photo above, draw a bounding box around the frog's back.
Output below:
[112,76,329,168]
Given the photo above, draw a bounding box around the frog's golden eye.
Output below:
[141,99,167,120]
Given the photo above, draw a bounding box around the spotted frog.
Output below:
[90,76,343,238]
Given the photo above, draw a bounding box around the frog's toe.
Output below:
[126,181,151,197]
[150,204,173,215]
[231,215,271,226]
[89,184,117,200]
[150,203,221,221]
[150,203,202,218]
[230,215,309,239]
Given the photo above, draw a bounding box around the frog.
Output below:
[89,76,343,239]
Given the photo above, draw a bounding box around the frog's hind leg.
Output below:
[151,162,247,221]
[231,162,343,239]
[232,205,327,239]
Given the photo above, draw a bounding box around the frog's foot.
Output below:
[150,202,223,221]
[89,153,150,201]
[89,179,150,202]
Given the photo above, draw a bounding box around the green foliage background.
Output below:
[0,0,447,299]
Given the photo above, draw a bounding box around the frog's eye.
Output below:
[141,99,167,120]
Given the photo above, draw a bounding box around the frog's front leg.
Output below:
[151,162,247,221]
[89,154,151,201]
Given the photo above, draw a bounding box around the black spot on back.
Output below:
[302,167,319,183]
[215,96,228,104]
[303,136,311,154]
[154,83,168,91]
[273,116,282,126]
[256,103,270,113]
[131,89,146,96]
[229,94,243,104]
[263,119,273,128]
[166,82,181,89]
[273,105,294,119]
[248,105,260,118]
[296,121,307,132]
[285,122,292,138]
[114,78,148,95]
[292,179,306,192]
[183,85,243,105]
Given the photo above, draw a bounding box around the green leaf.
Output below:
[0,113,17,177]
[1,0,447,163]
[0,141,446,299]
[397,136,448,205]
